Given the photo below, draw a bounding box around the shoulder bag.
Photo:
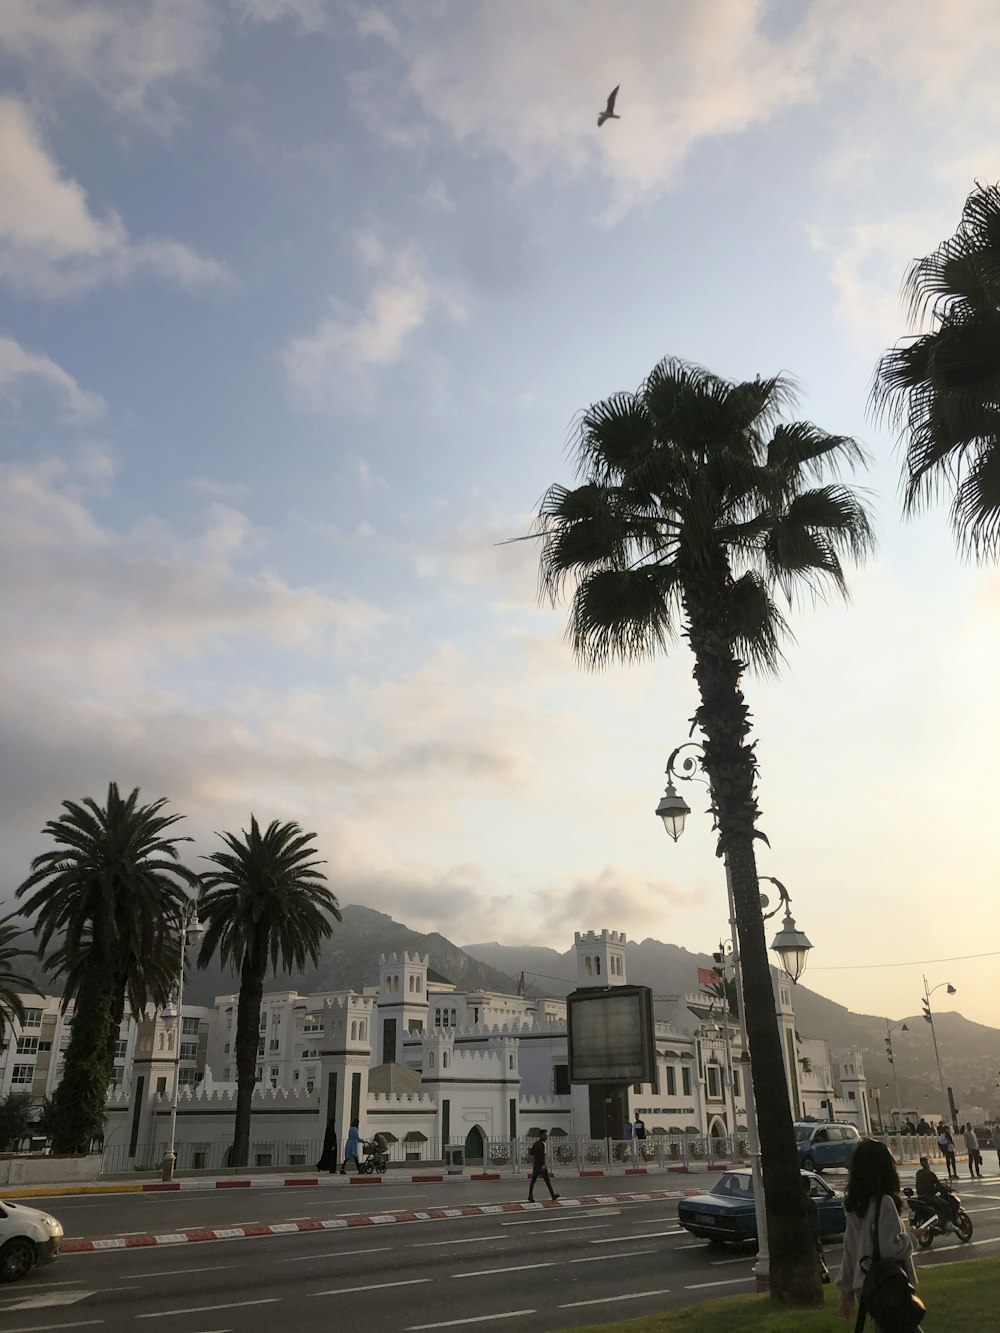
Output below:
[854,1194,926,1331]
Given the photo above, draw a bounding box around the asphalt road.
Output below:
[3,1171,1000,1332]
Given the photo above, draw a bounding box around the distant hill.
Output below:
[464,936,1000,1114]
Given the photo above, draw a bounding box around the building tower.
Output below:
[376,952,429,1065]
[573,929,628,988]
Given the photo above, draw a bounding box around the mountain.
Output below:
[182,904,521,1006]
[464,937,1000,1115]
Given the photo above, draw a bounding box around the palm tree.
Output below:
[197,817,340,1168]
[872,182,1000,556]
[0,912,36,1051]
[17,783,198,1153]
[534,356,874,1305]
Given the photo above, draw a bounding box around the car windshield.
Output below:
[711,1173,753,1197]
[794,1125,814,1141]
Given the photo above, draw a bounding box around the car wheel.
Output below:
[0,1238,36,1283]
[801,1156,817,1173]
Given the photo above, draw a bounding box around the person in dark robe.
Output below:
[316,1119,338,1173]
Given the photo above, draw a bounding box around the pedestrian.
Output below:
[340,1118,362,1174]
[836,1138,922,1327]
[802,1174,830,1284]
[527,1128,559,1203]
[937,1123,958,1179]
[622,1117,632,1140]
[633,1115,646,1141]
[962,1122,982,1179]
[316,1118,338,1173]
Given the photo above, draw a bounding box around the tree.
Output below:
[0,1092,33,1150]
[534,357,874,1304]
[17,783,199,1153]
[0,912,36,1051]
[873,182,1000,557]
[197,817,340,1168]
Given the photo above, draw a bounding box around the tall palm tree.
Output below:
[17,783,198,1153]
[873,182,1000,556]
[197,817,340,1168]
[0,912,36,1051]
[534,357,874,1305]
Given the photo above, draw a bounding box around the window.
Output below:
[584,957,592,976]
[706,1065,722,1099]
[304,1015,323,1034]
[182,1017,200,1036]
[416,976,422,993]
[16,1036,38,1056]
[594,957,602,975]
[114,1039,128,1059]
[223,1067,231,1080]
[269,1039,280,1052]
[22,1007,42,1028]
[358,1021,366,1041]
[733,1069,740,1098]
[180,1042,199,1061]
[434,1008,442,1026]
[178,1068,198,1088]
[554,1064,570,1095]
[351,1021,357,1041]
[293,1069,300,1081]
[257,1038,265,1055]
[472,1007,480,1024]
[665,1066,676,1096]
[450,1009,457,1026]
[509,1055,515,1070]
[272,1011,281,1026]
[11,1065,33,1085]
[224,1042,230,1054]
[270,1065,280,1080]
[260,1015,267,1031]
[255,1066,263,1082]
[442,1052,449,1069]
[681,1066,692,1096]
[407,1020,422,1034]
[110,1066,125,1086]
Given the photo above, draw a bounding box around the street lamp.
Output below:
[922,976,956,1123]
[656,743,813,1292]
[871,1086,884,1134]
[884,1018,909,1130]
[162,903,204,1182]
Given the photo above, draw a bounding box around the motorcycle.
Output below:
[903,1186,974,1248]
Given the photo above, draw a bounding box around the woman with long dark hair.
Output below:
[836,1138,921,1325]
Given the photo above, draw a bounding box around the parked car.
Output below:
[793,1121,862,1172]
[677,1169,845,1245]
[0,1198,63,1282]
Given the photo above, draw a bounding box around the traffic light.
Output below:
[884,1037,894,1064]
[922,998,932,1024]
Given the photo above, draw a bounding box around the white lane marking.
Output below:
[411,1236,509,1247]
[916,1235,1000,1258]
[408,1311,535,1330]
[281,1247,391,1262]
[589,1230,675,1242]
[569,1248,656,1265]
[5,1323,103,1333]
[129,1266,240,1278]
[505,1224,610,1236]
[560,1288,671,1309]
[685,1276,754,1289]
[137,1299,280,1318]
[7,1293,98,1311]
[311,1279,431,1296]
[711,1255,756,1265]
[454,1261,554,1278]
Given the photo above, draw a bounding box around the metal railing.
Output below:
[485,1134,749,1174]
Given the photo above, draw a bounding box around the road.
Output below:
[4,1170,1000,1332]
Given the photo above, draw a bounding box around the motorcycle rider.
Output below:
[914,1154,961,1227]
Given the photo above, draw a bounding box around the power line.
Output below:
[809,950,1000,971]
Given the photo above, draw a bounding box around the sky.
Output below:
[1,0,998,1029]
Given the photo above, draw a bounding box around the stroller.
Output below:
[359,1134,389,1175]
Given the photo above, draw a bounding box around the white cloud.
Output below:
[0,0,214,117]
[0,98,231,297]
[0,334,104,420]
[284,233,468,409]
[232,0,327,30]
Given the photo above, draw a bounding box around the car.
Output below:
[0,1198,63,1282]
[677,1169,845,1245]
[793,1121,862,1172]
[975,1127,995,1151]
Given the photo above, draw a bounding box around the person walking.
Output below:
[527,1128,559,1203]
[937,1123,958,1180]
[962,1123,982,1179]
[340,1118,363,1174]
[316,1118,338,1173]
[633,1115,646,1141]
[836,1138,923,1327]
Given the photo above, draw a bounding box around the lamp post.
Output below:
[922,976,956,1123]
[870,1086,884,1134]
[161,904,204,1182]
[655,743,813,1291]
[884,1018,909,1130]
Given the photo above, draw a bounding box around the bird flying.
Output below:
[597,85,620,128]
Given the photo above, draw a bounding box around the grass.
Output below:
[565,1255,999,1331]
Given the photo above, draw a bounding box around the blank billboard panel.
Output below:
[566,985,655,1084]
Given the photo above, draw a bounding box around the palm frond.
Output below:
[569,566,680,668]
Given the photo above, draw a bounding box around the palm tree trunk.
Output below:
[232,950,264,1169]
[683,554,822,1306]
[51,965,114,1155]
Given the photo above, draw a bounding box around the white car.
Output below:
[0,1198,63,1282]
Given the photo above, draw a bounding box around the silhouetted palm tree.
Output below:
[873,182,1000,556]
[197,817,340,1168]
[534,356,874,1305]
[0,912,36,1051]
[17,783,198,1152]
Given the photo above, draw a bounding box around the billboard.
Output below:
[566,984,656,1084]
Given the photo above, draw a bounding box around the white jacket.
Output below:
[836,1194,916,1300]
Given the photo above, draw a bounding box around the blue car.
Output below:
[677,1169,845,1245]
[794,1121,862,1172]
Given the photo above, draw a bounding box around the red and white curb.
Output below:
[62,1189,685,1254]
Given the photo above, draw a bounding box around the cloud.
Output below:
[0,334,104,420]
[232,0,327,30]
[0,0,215,117]
[0,97,232,297]
[284,232,468,409]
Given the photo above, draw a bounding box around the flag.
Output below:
[698,966,721,987]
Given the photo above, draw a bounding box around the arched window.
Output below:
[408,975,414,992]
[435,1008,441,1026]
[509,1054,515,1070]
[595,957,602,975]
[158,1032,165,1051]
[451,1009,457,1026]
[393,975,400,993]
[358,1020,366,1041]
[584,957,592,976]
[428,1050,435,1068]
[416,976,422,992]
[351,1020,357,1041]
[442,1051,449,1069]
[384,977,391,993]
